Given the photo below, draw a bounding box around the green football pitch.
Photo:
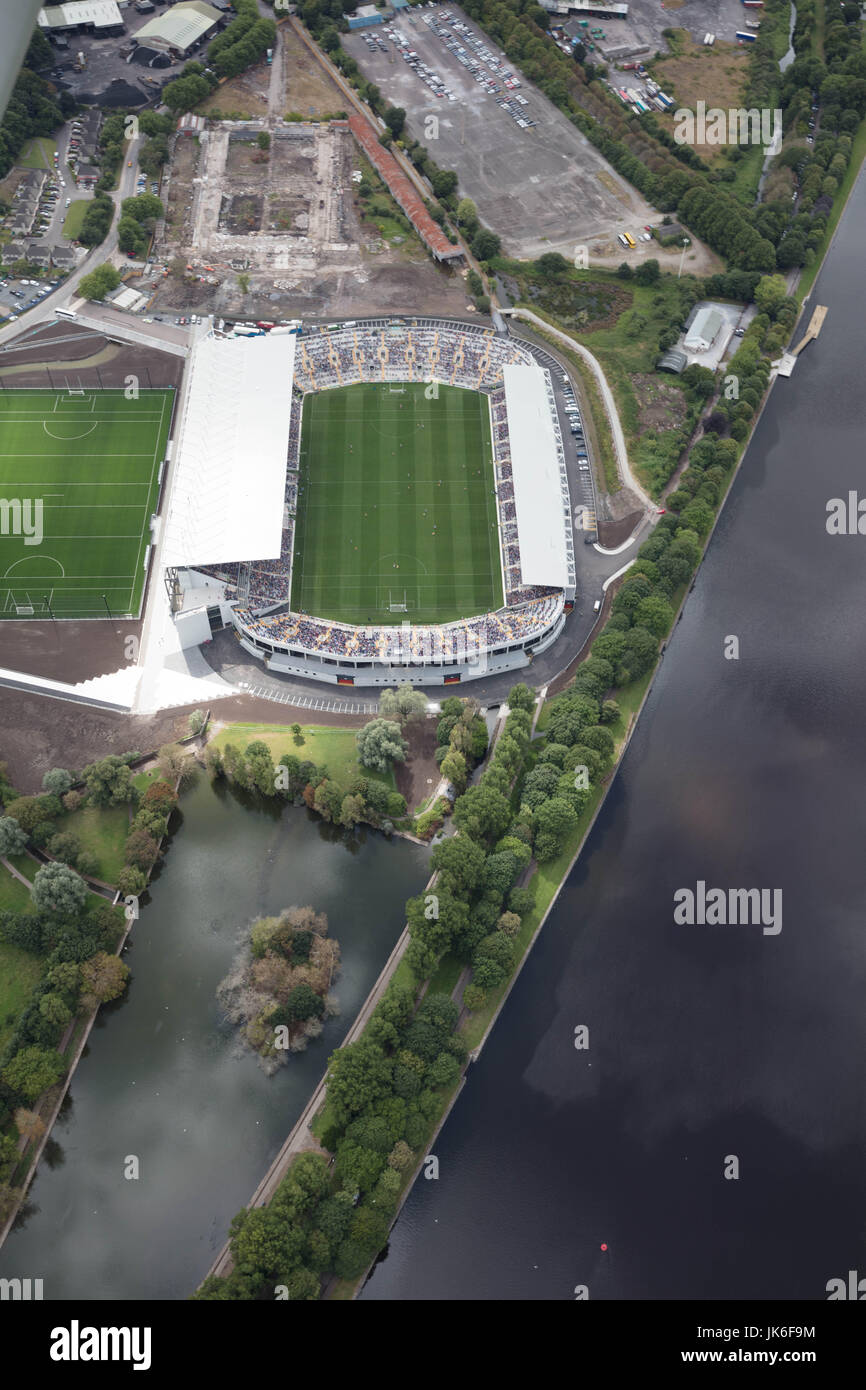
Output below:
[291,382,503,626]
[0,388,173,619]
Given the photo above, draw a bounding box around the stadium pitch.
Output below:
[291,382,503,626]
[0,388,173,619]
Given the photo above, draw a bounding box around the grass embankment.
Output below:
[499,261,698,496]
[132,768,164,795]
[526,321,618,495]
[18,135,56,169]
[0,864,33,913]
[0,941,42,1053]
[53,803,130,883]
[62,200,88,240]
[210,723,396,792]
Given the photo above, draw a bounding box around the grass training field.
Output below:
[291,382,502,626]
[0,388,173,618]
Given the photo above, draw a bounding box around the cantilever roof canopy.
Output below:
[502,363,570,589]
[162,332,297,568]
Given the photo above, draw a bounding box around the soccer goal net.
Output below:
[388,591,408,613]
[388,384,406,394]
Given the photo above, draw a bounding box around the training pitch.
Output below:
[291,382,502,626]
[0,389,173,619]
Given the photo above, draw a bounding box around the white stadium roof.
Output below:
[503,363,571,589]
[162,333,296,569]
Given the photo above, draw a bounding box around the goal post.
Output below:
[388,591,408,613]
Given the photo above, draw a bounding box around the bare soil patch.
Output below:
[394,718,440,814]
[652,33,750,164]
[632,372,690,434]
[197,67,270,121]
[221,191,265,235]
[597,511,643,549]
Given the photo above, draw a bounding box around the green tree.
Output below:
[533,797,579,861]
[471,227,501,260]
[41,768,73,797]
[633,594,674,638]
[356,719,408,773]
[2,1045,65,1101]
[753,273,788,318]
[124,828,159,872]
[82,755,137,807]
[340,792,366,829]
[39,992,72,1029]
[326,1040,394,1122]
[80,952,129,1004]
[0,815,28,857]
[384,106,406,138]
[31,861,87,918]
[276,983,325,1032]
[456,196,478,230]
[440,748,468,793]
[78,263,121,301]
[452,783,511,842]
[379,682,427,724]
[162,73,211,114]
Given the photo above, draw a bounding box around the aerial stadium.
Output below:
[164,318,577,688]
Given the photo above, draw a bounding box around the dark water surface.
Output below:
[0,777,428,1299]
[362,172,866,1301]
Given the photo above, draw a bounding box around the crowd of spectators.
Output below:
[237,591,563,665]
[293,323,534,394]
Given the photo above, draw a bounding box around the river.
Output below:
[0,777,428,1300]
[361,168,866,1300]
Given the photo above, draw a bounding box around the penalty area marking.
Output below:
[4,554,66,579]
[42,420,99,441]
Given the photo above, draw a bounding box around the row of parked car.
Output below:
[2,277,59,319]
[33,173,68,236]
[560,374,591,473]
[421,9,534,124]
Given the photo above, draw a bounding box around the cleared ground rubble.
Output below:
[343,3,658,259]
[150,120,471,321]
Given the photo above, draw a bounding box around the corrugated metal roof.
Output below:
[134,0,221,50]
[39,2,122,29]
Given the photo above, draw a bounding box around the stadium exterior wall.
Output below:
[234,610,565,687]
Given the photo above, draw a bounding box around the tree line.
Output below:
[0,30,70,180]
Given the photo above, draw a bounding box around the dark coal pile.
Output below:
[78,77,148,107]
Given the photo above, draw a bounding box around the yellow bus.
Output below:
[623,232,636,249]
